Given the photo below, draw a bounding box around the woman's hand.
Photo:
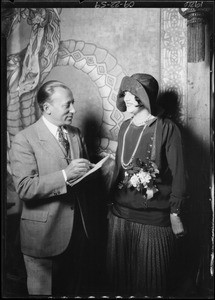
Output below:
[170,213,186,238]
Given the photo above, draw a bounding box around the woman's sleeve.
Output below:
[164,121,187,215]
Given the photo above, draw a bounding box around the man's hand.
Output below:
[64,158,92,181]
[170,214,186,238]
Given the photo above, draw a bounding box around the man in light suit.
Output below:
[9,80,94,296]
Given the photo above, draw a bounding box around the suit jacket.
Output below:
[9,117,89,258]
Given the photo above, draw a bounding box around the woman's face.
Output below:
[124,91,140,114]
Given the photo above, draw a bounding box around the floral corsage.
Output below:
[118,158,159,200]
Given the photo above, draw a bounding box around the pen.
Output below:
[61,157,95,168]
[62,157,73,161]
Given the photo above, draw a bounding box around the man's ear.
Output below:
[43,102,51,114]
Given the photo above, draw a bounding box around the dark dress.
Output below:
[107,117,187,297]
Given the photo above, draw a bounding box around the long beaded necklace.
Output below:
[121,114,152,169]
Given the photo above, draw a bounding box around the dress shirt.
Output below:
[42,116,68,182]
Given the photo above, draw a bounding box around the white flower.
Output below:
[120,159,159,196]
[129,174,139,187]
[138,170,151,186]
[151,162,159,174]
[154,168,159,174]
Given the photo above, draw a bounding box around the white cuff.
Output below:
[62,169,67,182]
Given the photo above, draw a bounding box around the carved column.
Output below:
[179,6,213,295]
[179,8,211,62]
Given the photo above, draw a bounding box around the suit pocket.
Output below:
[21,210,49,222]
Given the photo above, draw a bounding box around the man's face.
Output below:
[45,87,75,126]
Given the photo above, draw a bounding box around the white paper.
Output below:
[67,155,110,187]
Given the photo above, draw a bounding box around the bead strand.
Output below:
[121,114,152,169]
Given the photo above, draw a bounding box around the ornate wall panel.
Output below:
[160,8,187,123]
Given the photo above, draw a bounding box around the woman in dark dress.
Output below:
[107,74,187,297]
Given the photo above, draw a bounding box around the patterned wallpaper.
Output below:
[160,8,187,123]
[6,7,187,213]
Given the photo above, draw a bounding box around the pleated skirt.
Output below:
[107,212,176,297]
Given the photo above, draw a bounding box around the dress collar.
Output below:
[130,116,157,128]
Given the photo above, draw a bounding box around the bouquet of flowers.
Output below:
[118,158,159,200]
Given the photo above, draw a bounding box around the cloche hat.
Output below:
[116,73,159,113]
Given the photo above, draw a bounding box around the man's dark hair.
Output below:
[37,80,70,111]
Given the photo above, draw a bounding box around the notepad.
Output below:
[67,155,110,187]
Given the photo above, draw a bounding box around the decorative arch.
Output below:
[56,39,126,154]
[6,8,126,158]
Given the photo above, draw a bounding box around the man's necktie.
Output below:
[58,126,70,155]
